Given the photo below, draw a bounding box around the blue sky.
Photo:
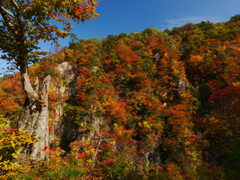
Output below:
[0,0,240,75]
[69,0,239,39]
[41,0,240,52]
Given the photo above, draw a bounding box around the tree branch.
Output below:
[92,137,102,165]
[0,3,18,36]
[91,124,118,167]
[0,5,15,19]
[9,0,19,11]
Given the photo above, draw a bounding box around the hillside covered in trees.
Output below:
[0,16,240,179]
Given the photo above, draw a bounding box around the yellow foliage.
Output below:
[143,121,151,129]
[189,55,203,64]
[0,116,38,178]
[233,82,240,86]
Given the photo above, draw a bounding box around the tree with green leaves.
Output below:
[229,14,240,22]
[0,0,99,161]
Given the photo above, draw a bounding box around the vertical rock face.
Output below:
[178,78,186,93]
[48,61,103,150]
[48,62,75,147]
[154,53,161,63]
[57,62,75,84]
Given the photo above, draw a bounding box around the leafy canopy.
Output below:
[229,14,240,22]
[0,0,99,66]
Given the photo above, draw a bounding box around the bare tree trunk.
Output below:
[18,68,51,161]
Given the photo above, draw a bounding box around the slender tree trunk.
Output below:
[18,64,51,161]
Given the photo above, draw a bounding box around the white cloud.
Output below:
[166,17,202,25]
[164,16,221,29]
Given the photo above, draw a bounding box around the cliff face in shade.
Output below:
[48,62,75,147]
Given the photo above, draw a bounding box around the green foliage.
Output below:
[41,165,85,180]
[229,14,240,22]
[1,15,240,179]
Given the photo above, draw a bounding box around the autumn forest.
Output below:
[0,1,240,179]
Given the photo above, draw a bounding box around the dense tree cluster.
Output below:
[0,16,240,179]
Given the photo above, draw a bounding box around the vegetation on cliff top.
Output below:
[0,14,240,179]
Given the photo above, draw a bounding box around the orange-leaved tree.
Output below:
[0,0,99,161]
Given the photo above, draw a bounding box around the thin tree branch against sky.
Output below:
[0,0,240,75]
